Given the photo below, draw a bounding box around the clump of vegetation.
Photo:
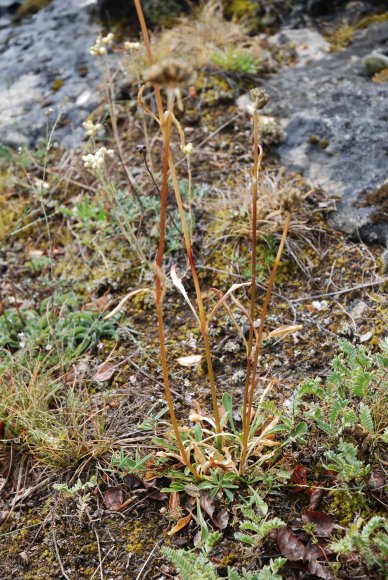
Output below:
[0,350,111,468]
[294,339,388,442]
[17,0,53,17]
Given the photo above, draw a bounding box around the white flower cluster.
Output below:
[90,32,114,56]
[82,119,102,137]
[181,142,194,156]
[82,147,114,169]
[124,41,140,51]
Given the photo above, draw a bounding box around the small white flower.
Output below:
[124,41,140,51]
[45,344,53,351]
[82,147,114,169]
[82,119,102,137]
[90,44,107,57]
[101,32,114,45]
[181,142,194,156]
[89,33,113,57]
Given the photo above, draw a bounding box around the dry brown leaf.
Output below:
[290,464,307,492]
[103,487,124,511]
[277,527,305,561]
[93,361,116,383]
[169,492,181,520]
[308,487,324,510]
[268,324,303,338]
[200,494,229,530]
[302,511,334,538]
[168,512,192,536]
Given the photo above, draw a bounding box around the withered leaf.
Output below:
[308,487,324,510]
[308,555,332,579]
[93,361,116,383]
[277,527,306,561]
[212,505,229,530]
[290,464,307,492]
[103,487,124,511]
[169,492,181,521]
[302,511,334,538]
[168,512,192,536]
[200,494,216,518]
[177,355,202,367]
[200,494,229,530]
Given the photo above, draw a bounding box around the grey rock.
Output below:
[0,0,102,149]
[268,27,330,67]
[260,22,388,246]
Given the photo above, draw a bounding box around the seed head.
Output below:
[251,88,269,111]
[143,59,195,89]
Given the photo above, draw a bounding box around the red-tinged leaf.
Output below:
[168,512,192,536]
[200,494,229,530]
[169,492,181,521]
[302,511,334,538]
[290,465,307,492]
[277,527,306,561]
[308,487,324,510]
[103,487,124,511]
[93,361,116,383]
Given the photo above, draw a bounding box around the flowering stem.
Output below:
[155,145,198,479]
[239,211,291,473]
[134,0,199,476]
[135,0,221,437]
[241,109,261,462]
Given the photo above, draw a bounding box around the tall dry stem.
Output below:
[241,107,262,458]
[239,211,291,473]
[135,0,221,436]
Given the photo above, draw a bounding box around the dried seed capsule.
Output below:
[250,88,269,110]
[143,59,195,89]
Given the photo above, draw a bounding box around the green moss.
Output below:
[123,520,149,554]
[327,490,371,526]
[224,0,257,19]
[18,0,53,17]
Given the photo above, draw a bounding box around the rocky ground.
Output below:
[1,0,387,245]
[0,1,387,579]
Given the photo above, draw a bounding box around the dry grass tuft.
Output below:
[0,350,111,469]
[125,1,263,81]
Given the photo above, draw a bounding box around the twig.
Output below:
[290,279,387,302]
[51,525,71,580]
[90,548,114,580]
[94,528,104,580]
[135,541,160,580]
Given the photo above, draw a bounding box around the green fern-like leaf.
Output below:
[359,402,375,433]
[235,532,257,545]
[162,547,217,580]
